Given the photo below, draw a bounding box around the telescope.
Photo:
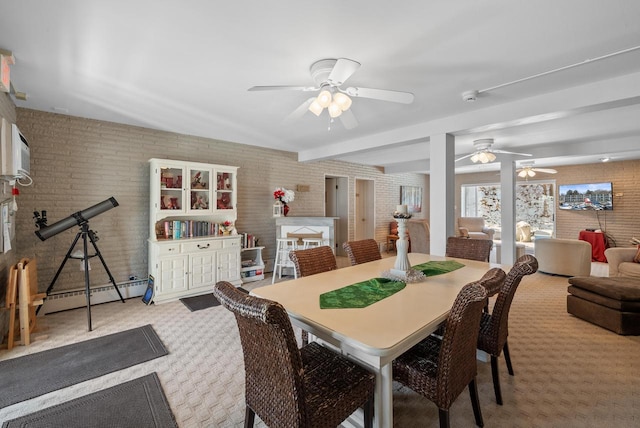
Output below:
[35,197,119,241]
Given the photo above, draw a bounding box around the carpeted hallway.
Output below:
[1,261,638,427]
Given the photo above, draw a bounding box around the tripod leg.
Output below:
[89,230,125,303]
[36,230,83,315]
[83,229,93,332]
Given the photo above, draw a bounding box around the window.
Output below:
[461,181,555,237]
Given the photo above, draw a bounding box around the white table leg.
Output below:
[374,363,393,428]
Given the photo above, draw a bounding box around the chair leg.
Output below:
[468,378,484,427]
[438,408,450,428]
[244,407,255,428]
[490,355,503,405]
[503,340,514,376]
[363,395,374,428]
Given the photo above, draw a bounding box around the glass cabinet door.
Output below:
[159,166,185,212]
[215,170,234,211]
[188,167,212,213]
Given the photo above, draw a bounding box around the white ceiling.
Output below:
[1,0,640,174]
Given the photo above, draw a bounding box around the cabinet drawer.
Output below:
[182,239,223,252]
[158,243,181,256]
[224,238,241,248]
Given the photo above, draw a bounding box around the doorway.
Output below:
[355,178,375,241]
[325,176,348,256]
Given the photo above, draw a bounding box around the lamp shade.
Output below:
[333,92,352,111]
[317,90,332,108]
[328,102,343,118]
[308,99,323,116]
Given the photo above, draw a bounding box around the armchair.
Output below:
[457,217,495,240]
[406,219,430,254]
[604,247,640,279]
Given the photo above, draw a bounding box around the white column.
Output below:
[429,134,456,256]
[499,156,517,265]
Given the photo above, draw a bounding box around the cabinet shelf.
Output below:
[240,246,265,283]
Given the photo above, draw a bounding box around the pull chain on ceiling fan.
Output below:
[248,58,414,129]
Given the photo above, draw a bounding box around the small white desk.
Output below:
[252,253,496,428]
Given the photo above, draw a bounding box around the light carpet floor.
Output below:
[1,260,637,427]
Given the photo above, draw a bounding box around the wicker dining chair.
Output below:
[342,239,382,266]
[392,282,488,428]
[289,245,337,277]
[478,254,538,405]
[214,281,375,428]
[289,245,337,345]
[445,236,494,262]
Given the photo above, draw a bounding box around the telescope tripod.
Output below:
[42,222,125,331]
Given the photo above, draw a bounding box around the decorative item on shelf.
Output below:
[273,187,295,217]
[191,171,206,189]
[220,220,236,236]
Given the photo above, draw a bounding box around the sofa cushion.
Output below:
[634,245,640,263]
[619,262,640,279]
[568,276,640,301]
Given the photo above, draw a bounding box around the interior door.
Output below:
[325,176,349,256]
[355,179,375,240]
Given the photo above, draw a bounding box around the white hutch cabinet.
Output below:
[148,158,241,303]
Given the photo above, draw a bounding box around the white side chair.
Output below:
[272,238,298,284]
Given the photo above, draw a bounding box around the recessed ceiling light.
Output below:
[600,157,611,162]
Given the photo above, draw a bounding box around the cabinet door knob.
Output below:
[197,243,211,249]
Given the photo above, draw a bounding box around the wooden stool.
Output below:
[302,238,324,249]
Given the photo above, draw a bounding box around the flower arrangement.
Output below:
[273,187,295,204]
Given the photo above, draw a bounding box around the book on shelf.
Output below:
[156,220,233,240]
[240,233,258,248]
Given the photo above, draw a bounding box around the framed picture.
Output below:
[401,186,423,213]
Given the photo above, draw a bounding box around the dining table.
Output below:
[251,252,499,428]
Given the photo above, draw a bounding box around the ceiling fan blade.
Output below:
[534,168,557,174]
[493,149,533,157]
[327,58,361,86]
[455,153,475,162]
[345,87,414,104]
[282,97,315,124]
[248,85,319,92]
[339,109,358,129]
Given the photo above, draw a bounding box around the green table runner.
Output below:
[320,260,465,309]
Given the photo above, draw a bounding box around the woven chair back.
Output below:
[445,236,494,262]
[289,246,337,277]
[479,254,538,354]
[213,281,309,427]
[343,239,382,266]
[436,282,488,408]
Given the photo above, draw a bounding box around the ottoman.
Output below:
[567,276,640,335]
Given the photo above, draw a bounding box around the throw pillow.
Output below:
[634,245,640,263]
[459,227,470,238]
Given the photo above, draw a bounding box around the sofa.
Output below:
[605,247,640,279]
[534,238,592,277]
[457,217,495,240]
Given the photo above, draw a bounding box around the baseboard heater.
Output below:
[40,279,148,314]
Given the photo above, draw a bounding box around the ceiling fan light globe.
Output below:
[486,152,496,163]
[528,170,536,177]
[471,153,480,163]
[317,90,332,108]
[328,102,343,118]
[518,170,527,178]
[308,100,324,116]
[333,92,352,111]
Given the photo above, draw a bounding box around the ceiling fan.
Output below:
[517,161,557,178]
[455,138,533,163]
[248,58,414,129]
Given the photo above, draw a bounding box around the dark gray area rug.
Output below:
[180,287,248,311]
[0,324,168,409]
[2,372,177,428]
